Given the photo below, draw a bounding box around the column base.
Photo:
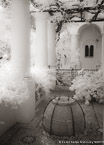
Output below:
[16,78,35,123]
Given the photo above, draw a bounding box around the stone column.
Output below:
[11,0,35,123]
[35,12,49,69]
[11,0,30,78]
[47,21,56,89]
[48,21,56,68]
[102,34,104,72]
[101,33,104,142]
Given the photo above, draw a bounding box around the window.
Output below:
[85,44,94,57]
[90,45,94,57]
[85,45,89,57]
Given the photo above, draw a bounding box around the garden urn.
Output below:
[42,96,86,136]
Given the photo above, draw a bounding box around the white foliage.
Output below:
[30,30,56,93]
[97,12,104,19]
[0,41,10,57]
[69,69,104,104]
[0,7,11,58]
[0,8,11,44]
[31,67,56,93]
[57,29,71,57]
[62,0,80,9]
[85,12,95,22]
[56,26,80,69]
[49,12,63,23]
[35,0,55,5]
[0,62,30,108]
[35,0,55,10]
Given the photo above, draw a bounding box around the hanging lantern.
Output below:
[42,96,86,137]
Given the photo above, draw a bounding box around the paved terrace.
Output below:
[0,90,103,145]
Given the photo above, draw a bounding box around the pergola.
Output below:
[10,0,104,115]
[1,0,103,136]
[11,0,104,78]
[11,0,57,78]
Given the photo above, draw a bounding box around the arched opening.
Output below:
[85,45,89,57]
[85,44,94,57]
[78,24,102,69]
[90,45,94,57]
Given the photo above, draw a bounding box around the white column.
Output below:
[11,0,30,78]
[16,78,35,123]
[102,34,104,65]
[102,34,104,79]
[35,12,49,69]
[102,29,104,143]
[47,21,56,89]
[11,0,35,123]
[48,21,56,68]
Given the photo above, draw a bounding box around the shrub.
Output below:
[0,62,30,108]
[69,69,104,105]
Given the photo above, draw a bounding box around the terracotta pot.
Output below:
[42,96,86,136]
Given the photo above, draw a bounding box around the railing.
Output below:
[56,68,98,87]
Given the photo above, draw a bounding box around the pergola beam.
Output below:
[31,0,104,22]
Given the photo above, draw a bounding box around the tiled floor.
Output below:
[0,90,103,145]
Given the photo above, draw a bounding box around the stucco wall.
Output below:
[57,22,103,70]
[79,24,102,69]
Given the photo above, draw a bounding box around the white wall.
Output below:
[79,24,102,69]
[56,22,103,70]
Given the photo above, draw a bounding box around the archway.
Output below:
[78,23,102,69]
